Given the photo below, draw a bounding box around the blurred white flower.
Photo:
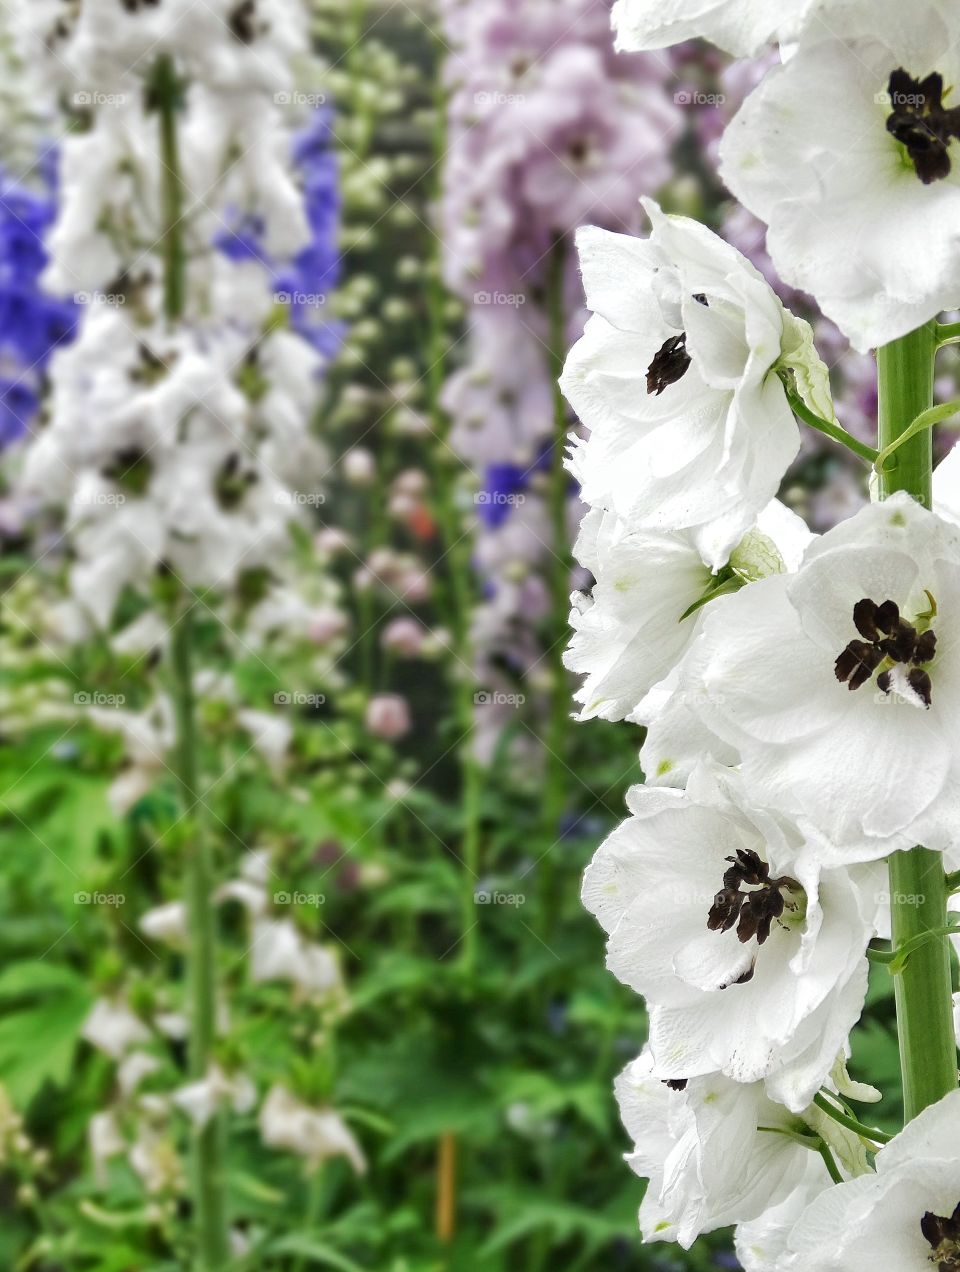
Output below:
[259,1084,366,1174]
[82,998,152,1061]
[172,1065,256,1130]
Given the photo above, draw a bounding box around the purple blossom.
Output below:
[0,169,78,447]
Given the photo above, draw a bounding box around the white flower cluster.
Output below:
[9,0,340,638]
[563,4,960,1267]
[9,0,312,290]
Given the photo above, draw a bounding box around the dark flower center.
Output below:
[645,295,709,396]
[646,333,690,396]
[835,597,936,707]
[886,68,960,184]
[707,847,802,962]
[922,1201,960,1270]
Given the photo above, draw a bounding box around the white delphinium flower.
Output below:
[778,1088,960,1270]
[250,918,344,1002]
[117,1052,161,1099]
[721,0,960,352]
[82,998,152,1061]
[561,199,832,568]
[14,0,314,289]
[129,1120,183,1196]
[23,308,311,629]
[567,498,812,721]
[736,1185,829,1271]
[139,901,189,949]
[612,0,816,55]
[662,494,960,860]
[582,763,882,1110]
[259,1084,366,1175]
[88,695,176,817]
[615,1048,871,1249]
[172,1065,256,1130]
[88,1109,125,1188]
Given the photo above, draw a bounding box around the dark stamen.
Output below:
[646,333,690,396]
[921,1199,960,1269]
[837,596,937,706]
[886,68,960,184]
[707,851,802,957]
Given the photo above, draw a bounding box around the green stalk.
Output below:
[424,61,482,971]
[155,56,229,1268]
[171,612,228,1269]
[876,322,958,1123]
[542,238,571,870]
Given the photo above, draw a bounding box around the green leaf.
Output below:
[268,1235,367,1272]
[0,980,93,1104]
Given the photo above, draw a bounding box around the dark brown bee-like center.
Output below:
[835,597,936,707]
[922,1201,960,1270]
[886,68,960,184]
[646,333,690,396]
[645,296,708,396]
[707,847,802,958]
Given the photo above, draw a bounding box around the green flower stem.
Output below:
[155,55,186,326]
[785,389,879,465]
[868,924,960,970]
[156,57,229,1269]
[811,1092,892,1145]
[542,238,572,880]
[876,322,958,1124]
[935,321,960,348]
[424,65,482,974]
[874,399,960,474]
[815,1141,845,1186]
